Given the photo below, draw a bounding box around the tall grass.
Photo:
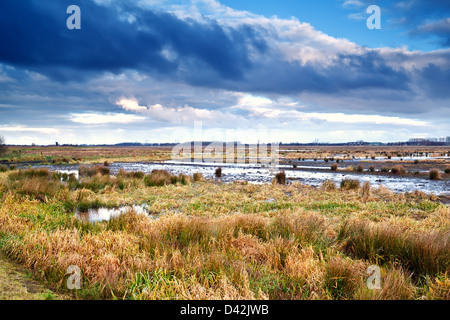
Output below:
[338,220,450,277]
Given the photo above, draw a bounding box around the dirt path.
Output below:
[0,254,71,300]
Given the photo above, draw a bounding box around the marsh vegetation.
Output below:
[0,164,448,300]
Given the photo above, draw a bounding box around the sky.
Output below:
[0,0,449,145]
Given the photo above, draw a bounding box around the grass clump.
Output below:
[321,179,336,191]
[215,167,222,178]
[429,169,442,180]
[274,171,286,185]
[331,164,338,171]
[117,169,144,179]
[193,172,204,182]
[6,168,63,201]
[340,179,360,190]
[391,165,406,174]
[143,170,185,187]
[444,166,450,174]
[338,220,450,277]
[78,165,110,178]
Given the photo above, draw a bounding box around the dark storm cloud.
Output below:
[239,51,411,95]
[0,0,448,99]
[0,0,266,81]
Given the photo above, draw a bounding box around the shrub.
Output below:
[414,160,419,164]
[104,161,110,166]
[356,165,364,172]
[0,165,8,172]
[380,167,390,173]
[391,165,406,174]
[331,163,338,171]
[340,179,360,190]
[369,166,375,172]
[429,169,442,180]
[274,171,286,185]
[444,166,450,174]
[215,167,222,178]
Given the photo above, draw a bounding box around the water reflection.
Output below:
[75,204,154,223]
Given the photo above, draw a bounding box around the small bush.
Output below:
[331,163,338,171]
[340,179,360,190]
[429,169,442,180]
[215,167,222,178]
[369,166,375,172]
[444,166,450,174]
[0,165,8,172]
[104,161,110,166]
[414,160,419,164]
[356,165,364,172]
[391,165,406,174]
[380,167,390,173]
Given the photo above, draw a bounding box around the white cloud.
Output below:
[70,112,146,124]
[0,126,59,134]
[116,97,148,111]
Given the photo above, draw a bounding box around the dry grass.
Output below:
[391,165,406,174]
[273,171,286,185]
[0,167,448,300]
[429,169,442,180]
[340,179,360,190]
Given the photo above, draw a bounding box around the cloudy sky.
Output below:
[0,0,449,145]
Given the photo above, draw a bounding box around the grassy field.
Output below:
[0,165,448,300]
[1,145,449,165]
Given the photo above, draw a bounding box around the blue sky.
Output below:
[0,0,449,145]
